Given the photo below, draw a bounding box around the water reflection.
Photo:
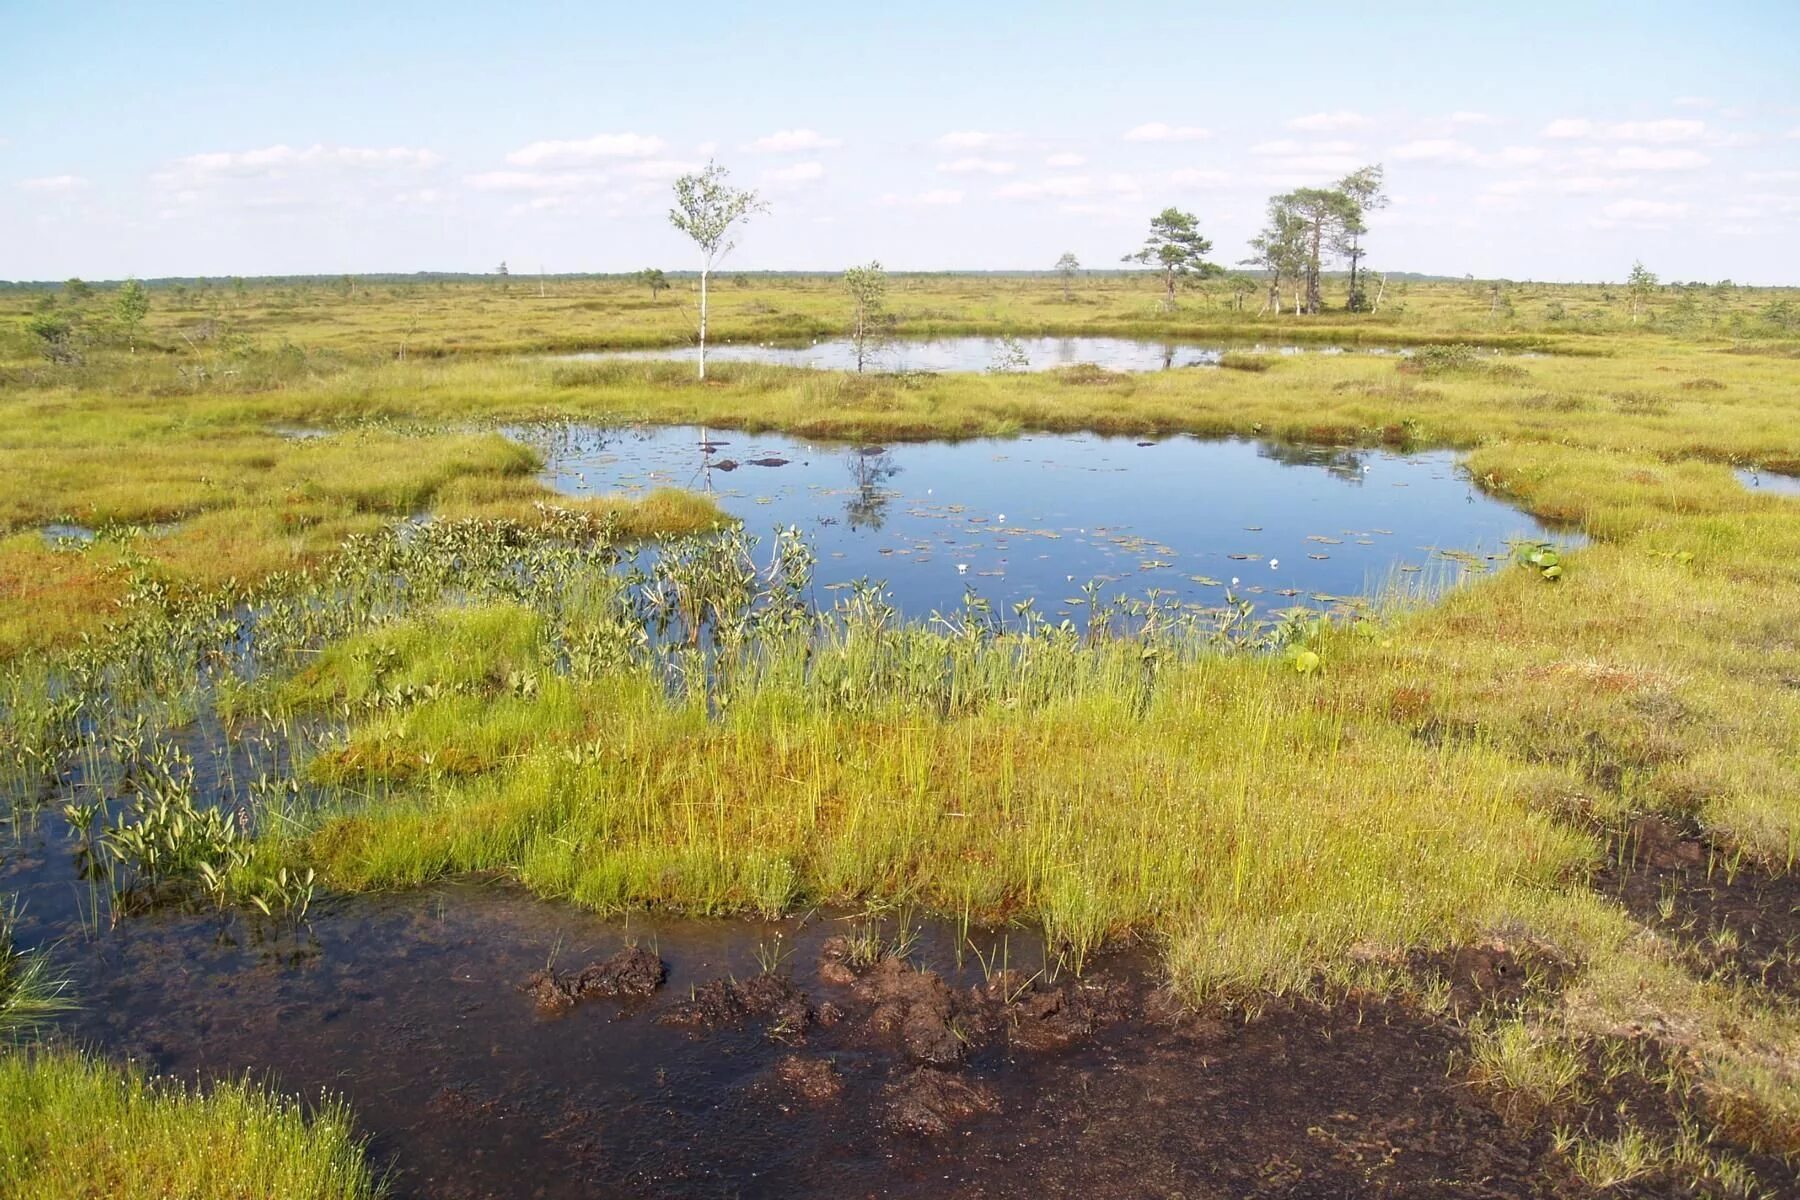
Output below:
[558,336,1386,374]
[521,425,1581,620]
[1736,467,1800,497]
[845,446,901,530]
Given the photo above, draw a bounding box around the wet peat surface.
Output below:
[1596,816,1800,999]
[522,426,1579,621]
[1,851,1574,1200]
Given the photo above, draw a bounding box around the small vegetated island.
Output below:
[2,164,1800,1200]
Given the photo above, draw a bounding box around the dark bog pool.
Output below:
[559,336,1382,373]
[3,809,1558,1200]
[524,426,1577,620]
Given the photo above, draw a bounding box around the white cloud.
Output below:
[1251,139,1356,157]
[1595,198,1691,229]
[1610,119,1707,143]
[1746,169,1800,183]
[1672,96,1717,110]
[761,161,825,187]
[1542,118,1706,143]
[996,173,1140,202]
[1390,140,1544,168]
[1169,168,1231,188]
[1600,147,1709,171]
[1123,122,1211,143]
[936,130,1003,149]
[936,156,1015,175]
[1044,152,1086,168]
[1391,139,1476,164]
[19,174,88,192]
[505,133,666,167]
[1247,139,1362,176]
[617,158,702,181]
[166,144,441,180]
[464,169,606,192]
[1448,111,1500,126]
[1286,110,1370,132]
[881,188,963,207]
[1543,118,1596,140]
[1555,175,1637,194]
[746,129,842,154]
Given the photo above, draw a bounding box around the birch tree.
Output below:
[669,162,765,379]
[843,260,890,372]
[1626,260,1657,323]
[1054,252,1080,301]
[113,278,149,353]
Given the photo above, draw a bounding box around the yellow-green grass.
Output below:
[3,279,1800,1180]
[0,406,726,655]
[279,602,1591,978]
[0,1051,381,1200]
[430,475,726,537]
[6,274,1793,363]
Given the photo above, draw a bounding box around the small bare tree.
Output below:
[113,278,149,354]
[1054,252,1080,301]
[1626,260,1658,323]
[669,162,765,380]
[843,260,890,373]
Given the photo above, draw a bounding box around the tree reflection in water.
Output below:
[846,445,902,530]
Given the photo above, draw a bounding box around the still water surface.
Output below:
[560,335,1389,373]
[525,425,1578,620]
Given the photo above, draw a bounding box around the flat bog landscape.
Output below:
[4,5,1800,1199]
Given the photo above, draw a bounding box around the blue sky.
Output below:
[3,1,1797,282]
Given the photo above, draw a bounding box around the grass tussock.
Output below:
[430,476,726,537]
[270,600,1585,987]
[0,1051,382,1200]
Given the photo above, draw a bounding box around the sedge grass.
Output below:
[0,1051,382,1200]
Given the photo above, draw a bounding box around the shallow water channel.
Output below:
[561,335,1393,373]
[1737,466,1800,497]
[524,426,1578,620]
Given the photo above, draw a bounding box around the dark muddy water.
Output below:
[523,426,1579,621]
[560,335,1394,373]
[4,803,1562,1200]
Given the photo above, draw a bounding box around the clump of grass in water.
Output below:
[0,1051,384,1200]
[0,907,73,1043]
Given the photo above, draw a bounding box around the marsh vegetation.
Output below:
[2,269,1800,1197]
